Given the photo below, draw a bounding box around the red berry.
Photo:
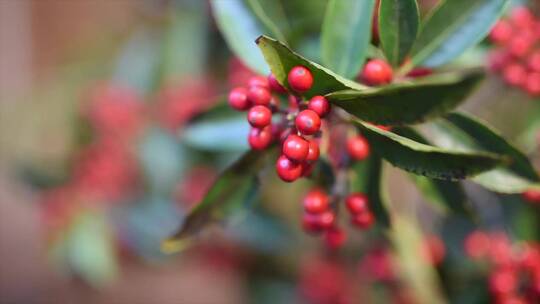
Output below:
[308,95,331,117]
[303,188,330,214]
[228,87,250,111]
[248,75,269,89]
[318,210,336,230]
[247,85,271,105]
[295,109,321,135]
[523,189,540,203]
[288,66,313,92]
[464,230,490,259]
[351,212,374,229]
[302,213,323,234]
[361,59,393,86]
[306,139,320,162]
[489,20,513,45]
[510,6,535,29]
[527,51,540,72]
[324,227,347,250]
[502,63,527,87]
[489,268,517,295]
[345,193,369,214]
[248,126,272,150]
[268,73,287,93]
[525,72,540,96]
[276,155,302,182]
[247,105,272,128]
[347,135,370,161]
[508,32,534,58]
[421,235,446,266]
[283,134,309,162]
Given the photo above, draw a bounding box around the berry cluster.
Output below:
[464,231,540,303]
[488,6,540,96]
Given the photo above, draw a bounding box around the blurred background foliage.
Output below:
[0,0,538,304]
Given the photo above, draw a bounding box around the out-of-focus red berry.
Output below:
[248,126,273,150]
[488,50,512,72]
[247,85,271,106]
[525,73,540,96]
[510,6,535,29]
[248,75,269,89]
[527,51,540,72]
[267,73,287,93]
[296,109,321,135]
[283,134,309,162]
[464,230,491,259]
[288,66,314,92]
[503,63,527,86]
[351,212,375,229]
[347,135,370,161]
[276,155,302,182]
[247,105,272,128]
[319,210,336,230]
[489,268,518,295]
[324,227,347,250]
[345,193,369,214]
[303,188,330,214]
[308,96,331,117]
[489,20,513,45]
[523,189,540,203]
[228,87,250,111]
[421,235,446,266]
[360,59,393,86]
[508,32,535,58]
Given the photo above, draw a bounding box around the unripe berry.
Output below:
[345,193,369,214]
[248,126,272,150]
[283,134,309,162]
[351,211,374,229]
[489,20,513,45]
[296,109,321,135]
[324,227,346,250]
[228,87,250,111]
[503,63,527,86]
[276,155,302,182]
[525,72,540,96]
[268,73,287,93]
[248,85,271,105]
[361,59,393,86]
[523,189,540,203]
[347,135,370,161]
[308,96,331,117]
[288,66,313,92]
[248,75,269,89]
[306,140,320,162]
[303,188,330,214]
[247,105,272,128]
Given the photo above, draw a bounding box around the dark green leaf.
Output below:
[321,0,375,79]
[327,68,484,125]
[163,149,272,251]
[256,35,367,99]
[246,0,290,44]
[352,155,391,228]
[409,0,507,67]
[210,0,270,74]
[354,121,505,180]
[394,127,469,215]
[379,0,419,67]
[445,112,539,181]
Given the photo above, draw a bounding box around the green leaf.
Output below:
[378,0,419,67]
[246,0,290,44]
[354,121,505,180]
[394,127,469,215]
[445,112,539,181]
[163,149,272,252]
[424,114,540,193]
[352,155,391,228]
[410,0,507,67]
[256,35,367,99]
[321,0,375,79]
[327,68,484,125]
[210,0,270,75]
